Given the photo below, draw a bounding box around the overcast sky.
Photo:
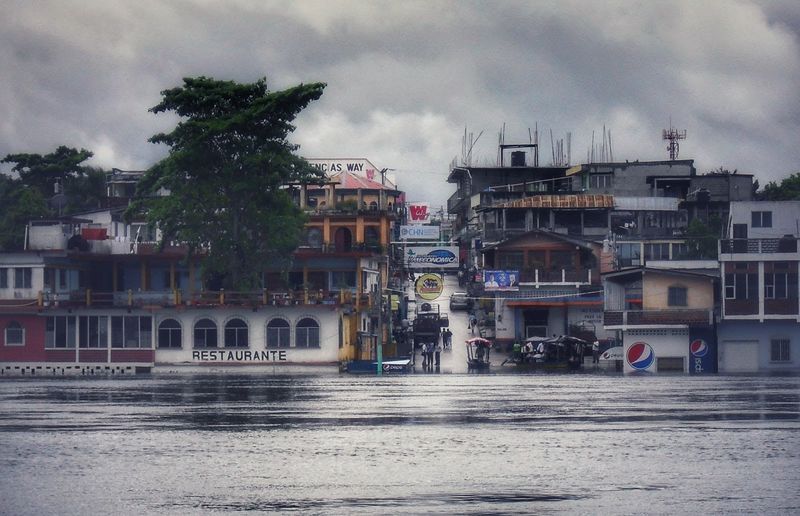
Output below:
[1,0,798,207]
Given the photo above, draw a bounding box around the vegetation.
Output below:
[126,76,326,290]
[757,172,800,201]
[685,217,722,259]
[1,146,105,250]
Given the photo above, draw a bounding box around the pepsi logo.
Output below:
[626,341,655,370]
[690,339,708,358]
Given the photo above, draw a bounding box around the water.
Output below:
[1,371,799,515]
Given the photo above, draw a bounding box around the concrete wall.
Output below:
[729,201,800,238]
[643,273,714,310]
[623,328,689,373]
[717,320,800,372]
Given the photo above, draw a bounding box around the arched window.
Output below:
[193,318,217,348]
[334,227,352,252]
[266,318,290,348]
[296,318,320,348]
[369,201,378,211]
[158,319,182,349]
[5,321,24,346]
[224,318,248,348]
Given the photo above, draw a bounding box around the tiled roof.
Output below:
[331,170,394,191]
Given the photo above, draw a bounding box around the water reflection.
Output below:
[1,372,799,515]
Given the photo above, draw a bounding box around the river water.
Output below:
[1,369,799,515]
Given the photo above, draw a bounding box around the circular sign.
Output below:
[415,273,444,300]
[626,341,655,370]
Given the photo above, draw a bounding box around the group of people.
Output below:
[420,341,441,368]
[441,328,453,349]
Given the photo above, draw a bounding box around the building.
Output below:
[0,158,403,375]
[716,201,800,373]
[603,266,718,373]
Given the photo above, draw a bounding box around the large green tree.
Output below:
[127,76,326,290]
[0,175,48,251]
[2,146,94,198]
[758,172,800,200]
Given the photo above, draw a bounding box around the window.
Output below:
[590,174,613,189]
[158,319,182,349]
[770,338,790,362]
[111,316,152,348]
[500,251,524,270]
[79,316,108,348]
[331,271,356,290]
[266,318,290,348]
[224,318,248,348]
[296,318,320,348]
[764,273,789,299]
[616,243,641,267]
[46,316,77,348]
[671,243,689,259]
[0,268,7,288]
[14,268,32,289]
[193,318,217,348]
[645,243,670,261]
[668,286,688,307]
[751,211,772,228]
[725,270,758,300]
[5,321,24,346]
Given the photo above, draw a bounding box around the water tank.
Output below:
[510,151,526,166]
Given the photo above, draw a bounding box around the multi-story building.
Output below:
[0,159,402,375]
[603,266,718,373]
[717,201,800,373]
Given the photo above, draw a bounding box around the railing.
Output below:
[520,268,595,285]
[720,237,798,254]
[604,309,713,326]
[13,288,374,310]
[447,190,466,212]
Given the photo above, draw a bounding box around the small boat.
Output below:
[466,337,492,370]
[344,357,413,374]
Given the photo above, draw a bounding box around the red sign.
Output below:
[408,203,430,224]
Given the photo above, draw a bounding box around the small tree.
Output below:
[2,146,94,199]
[758,172,800,200]
[0,175,48,251]
[127,76,327,290]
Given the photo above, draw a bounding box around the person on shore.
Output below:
[445,328,452,349]
[592,339,600,364]
[421,342,429,367]
[434,342,441,368]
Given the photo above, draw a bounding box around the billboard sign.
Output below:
[689,326,717,374]
[415,273,444,300]
[405,246,459,269]
[407,203,430,224]
[400,225,440,240]
[483,270,519,291]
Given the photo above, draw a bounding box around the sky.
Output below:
[1,0,799,208]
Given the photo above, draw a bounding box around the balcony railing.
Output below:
[13,288,376,311]
[604,309,713,327]
[519,268,595,285]
[720,237,798,255]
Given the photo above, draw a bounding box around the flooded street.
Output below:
[1,372,799,515]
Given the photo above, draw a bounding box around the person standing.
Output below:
[421,342,429,368]
[592,339,600,364]
[434,342,441,368]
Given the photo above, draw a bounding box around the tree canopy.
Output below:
[2,146,94,198]
[757,172,800,201]
[0,174,48,251]
[126,76,326,290]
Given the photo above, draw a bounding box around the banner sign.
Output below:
[483,270,519,291]
[400,225,440,240]
[405,246,459,269]
[407,203,430,224]
[415,273,444,300]
[688,326,717,374]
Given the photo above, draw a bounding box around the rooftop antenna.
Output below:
[662,119,686,160]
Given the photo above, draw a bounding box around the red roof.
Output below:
[331,170,394,191]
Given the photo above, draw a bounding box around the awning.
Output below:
[565,165,583,176]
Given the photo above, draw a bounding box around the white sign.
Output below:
[400,225,440,240]
[405,246,459,269]
[407,203,430,224]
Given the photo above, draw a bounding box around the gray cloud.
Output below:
[1,0,798,205]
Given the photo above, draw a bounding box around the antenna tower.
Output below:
[662,122,686,160]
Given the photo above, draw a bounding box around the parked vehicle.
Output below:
[449,292,472,310]
[412,302,449,347]
[466,337,492,369]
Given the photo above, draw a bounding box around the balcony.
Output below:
[5,288,373,312]
[520,268,595,286]
[720,237,798,256]
[604,309,713,327]
[447,190,467,213]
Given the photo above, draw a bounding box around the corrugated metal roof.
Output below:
[497,194,614,209]
[614,197,680,211]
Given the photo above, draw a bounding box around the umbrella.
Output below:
[466,337,492,347]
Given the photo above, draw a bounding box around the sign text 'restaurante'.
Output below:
[192,350,288,362]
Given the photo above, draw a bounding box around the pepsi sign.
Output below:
[688,327,717,374]
[626,341,655,371]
